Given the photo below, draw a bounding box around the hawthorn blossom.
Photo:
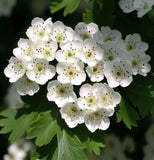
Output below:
[94,26,122,45]
[26,58,55,85]
[134,0,154,18]
[4,57,26,83]
[26,17,53,42]
[32,41,58,61]
[51,21,74,43]
[47,80,76,107]
[74,22,98,40]
[15,75,40,96]
[83,108,114,132]
[60,102,84,128]
[13,38,33,61]
[119,0,136,13]
[86,61,104,82]
[122,34,149,52]
[104,59,133,88]
[56,61,86,85]
[55,40,83,63]
[79,39,103,66]
[128,51,151,76]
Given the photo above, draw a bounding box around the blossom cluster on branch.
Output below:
[119,0,154,18]
[4,17,151,132]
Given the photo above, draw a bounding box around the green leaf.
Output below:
[57,130,87,160]
[31,137,57,160]
[115,105,122,123]
[83,10,93,24]
[0,108,38,143]
[119,98,140,129]
[63,0,81,16]
[27,108,60,147]
[50,0,81,16]
[84,137,105,155]
[124,76,154,118]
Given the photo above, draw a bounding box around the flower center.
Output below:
[127,44,135,51]
[115,70,123,78]
[102,94,109,104]
[85,51,94,59]
[132,60,138,68]
[143,3,148,9]
[35,65,44,73]
[104,37,112,42]
[56,34,63,42]
[38,30,45,38]
[65,69,77,79]
[42,49,51,58]
[81,33,90,40]
[25,49,31,56]
[107,55,114,61]
[86,96,98,106]
[57,87,66,95]
[65,50,75,59]
[18,63,23,70]
[91,111,103,120]
[69,105,79,116]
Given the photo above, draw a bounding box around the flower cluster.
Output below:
[119,0,154,18]
[3,138,34,160]
[4,17,151,132]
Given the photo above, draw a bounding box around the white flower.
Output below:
[119,0,136,13]
[134,0,154,18]
[55,40,83,63]
[5,138,34,160]
[26,58,55,85]
[13,38,33,61]
[77,83,100,111]
[102,42,128,63]
[74,22,98,40]
[4,57,26,83]
[128,51,151,76]
[145,124,154,144]
[104,59,133,88]
[96,83,121,109]
[143,143,154,160]
[79,39,103,66]
[47,80,76,107]
[83,108,114,132]
[122,136,135,153]
[94,26,122,45]
[86,61,104,82]
[51,21,74,43]
[124,33,149,52]
[0,0,16,16]
[33,41,58,61]
[103,134,122,151]
[56,61,86,85]
[4,84,24,108]
[60,102,84,128]
[15,75,40,96]
[26,17,53,42]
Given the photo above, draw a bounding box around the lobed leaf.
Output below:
[119,98,140,129]
[27,108,60,147]
[0,108,38,143]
